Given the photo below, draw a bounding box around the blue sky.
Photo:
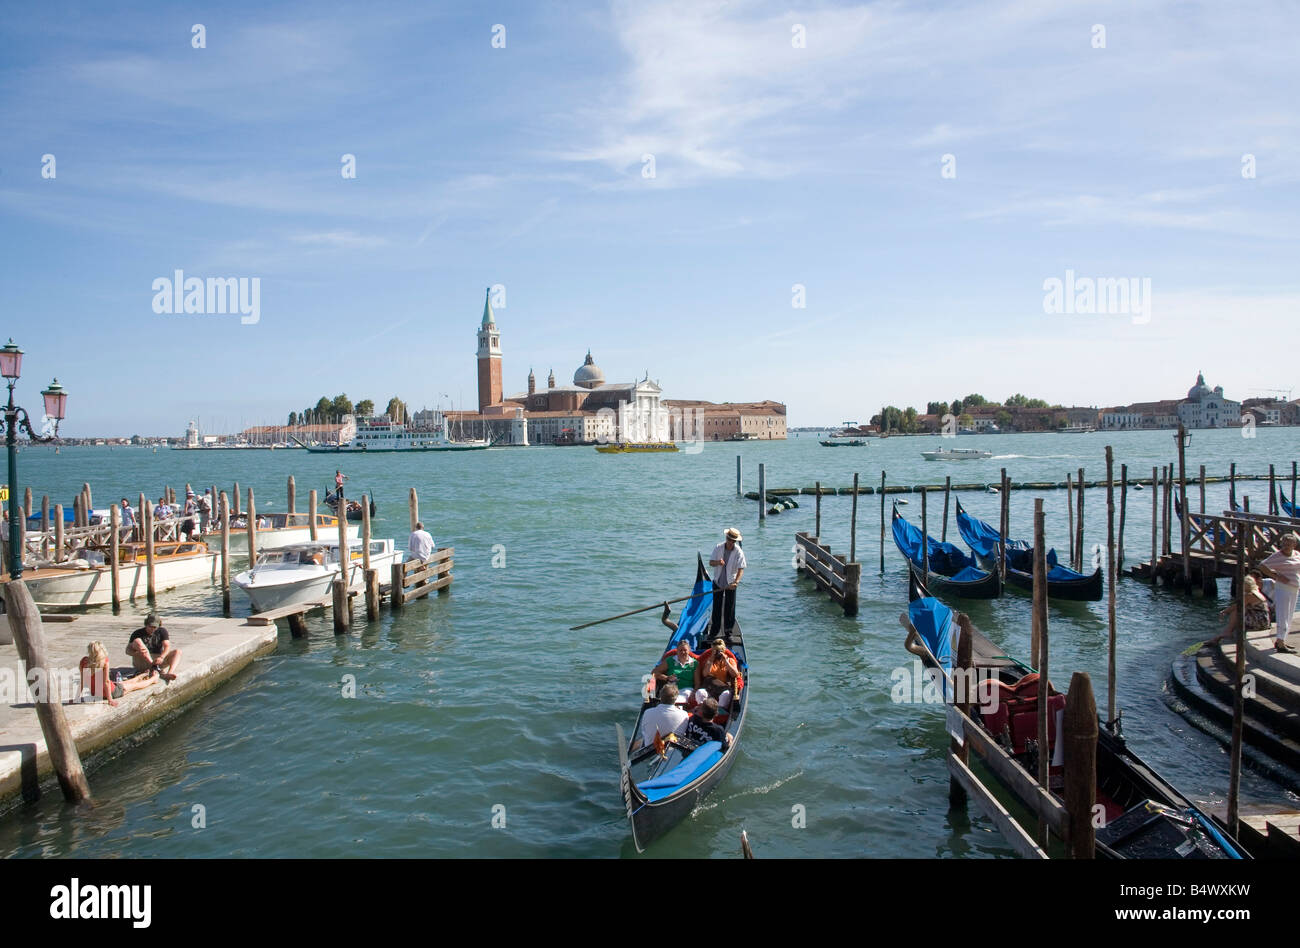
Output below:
[1,0,1296,436]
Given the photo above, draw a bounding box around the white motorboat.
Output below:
[19,541,219,609]
[921,448,994,461]
[233,539,409,613]
[202,511,358,557]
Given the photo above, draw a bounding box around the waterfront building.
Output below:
[662,400,787,440]
[1176,372,1240,430]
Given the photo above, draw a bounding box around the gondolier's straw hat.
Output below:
[725,528,742,541]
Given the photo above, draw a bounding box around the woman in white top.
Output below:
[1258,533,1300,653]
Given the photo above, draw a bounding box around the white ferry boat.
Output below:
[921,448,993,461]
[295,415,489,452]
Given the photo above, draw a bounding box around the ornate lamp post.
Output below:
[2,340,68,578]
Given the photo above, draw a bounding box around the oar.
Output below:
[569,589,711,631]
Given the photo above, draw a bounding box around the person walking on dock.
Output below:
[709,527,746,635]
[408,521,434,561]
[1259,533,1300,654]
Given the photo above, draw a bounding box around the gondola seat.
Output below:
[638,742,724,801]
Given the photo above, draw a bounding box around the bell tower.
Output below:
[476,287,503,411]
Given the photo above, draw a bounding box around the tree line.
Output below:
[287,395,408,427]
[871,393,1061,434]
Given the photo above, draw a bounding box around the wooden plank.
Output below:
[402,557,455,588]
[952,704,1070,838]
[947,754,1048,859]
[402,574,452,602]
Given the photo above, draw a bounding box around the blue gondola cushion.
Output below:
[638,742,724,801]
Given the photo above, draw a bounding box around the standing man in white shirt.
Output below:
[1259,533,1300,653]
[709,527,746,635]
[408,521,435,561]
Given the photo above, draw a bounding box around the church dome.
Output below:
[1187,372,1211,401]
[574,351,605,389]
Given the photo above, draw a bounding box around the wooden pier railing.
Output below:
[794,532,860,616]
[390,548,454,609]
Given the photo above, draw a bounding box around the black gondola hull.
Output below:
[905,560,1001,599]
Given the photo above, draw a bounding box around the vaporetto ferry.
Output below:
[293,416,490,452]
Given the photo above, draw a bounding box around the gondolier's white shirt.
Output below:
[408,529,434,560]
[711,543,747,587]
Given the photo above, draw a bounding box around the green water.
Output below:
[1,428,1295,857]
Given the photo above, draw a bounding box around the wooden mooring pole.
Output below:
[1199,464,1206,517]
[109,503,121,611]
[309,490,318,541]
[288,474,296,514]
[1229,462,1236,509]
[4,580,92,803]
[1066,473,1075,568]
[233,483,241,519]
[941,475,951,542]
[998,469,1008,581]
[920,487,929,586]
[1177,425,1190,591]
[757,465,766,523]
[1064,672,1098,858]
[246,488,257,566]
[408,487,419,532]
[1270,464,1277,515]
[220,492,231,615]
[1075,466,1085,573]
[814,482,822,538]
[1105,447,1117,727]
[1226,523,1247,835]
[1117,464,1127,568]
[736,455,741,497]
[878,471,886,573]
[54,503,64,563]
[1149,466,1158,584]
[143,500,156,601]
[849,473,859,562]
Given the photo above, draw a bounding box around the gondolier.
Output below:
[709,527,746,634]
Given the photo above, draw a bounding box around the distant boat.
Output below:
[955,499,1103,601]
[1061,425,1096,434]
[596,442,679,454]
[820,439,868,447]
[922,448,993,461]
[296,415,488,452]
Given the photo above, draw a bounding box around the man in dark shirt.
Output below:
[684,698,731,746]
[127,613,182,681]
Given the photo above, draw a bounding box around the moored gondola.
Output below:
[903,574,1247,859]
[891,503,1001,598]
[618,556,749,853]
[955,499,1102,601]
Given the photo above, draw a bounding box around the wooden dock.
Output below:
[0,609,277,812]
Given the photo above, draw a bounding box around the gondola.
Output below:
[903,574,1247,859]
[891,503,1001,598]
[955,499,1102,601]
[618,555,749,853]
[324,489,376,522]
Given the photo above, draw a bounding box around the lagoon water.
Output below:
[1,427,1296,858]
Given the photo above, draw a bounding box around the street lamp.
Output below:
[4,340,68,579]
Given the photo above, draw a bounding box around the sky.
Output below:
[1,0,1297,436]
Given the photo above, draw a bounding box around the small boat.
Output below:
[922,448,993,461]
[1061,425,1096,434]
[202,511,358,556]
[233,539,409,612]
[903,575,1247,859]
[596,442,679,454]
[891,504,1001,598]
[618,556,748,852]
[820,439,868,447]
[324,490,377,522]
[955,499,1103,601]
[19,541,219,609]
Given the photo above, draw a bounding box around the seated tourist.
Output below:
[634,683,689,750]
[650,639,702,704]
[80,641,156,707]
[1212,573,1271,644]
[683,697,732,747]
[126,613,182,682]
[694,638,739,709]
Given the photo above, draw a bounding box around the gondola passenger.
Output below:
[633,683,688,750]
[651,640,702,704]
[694,638,739,710]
